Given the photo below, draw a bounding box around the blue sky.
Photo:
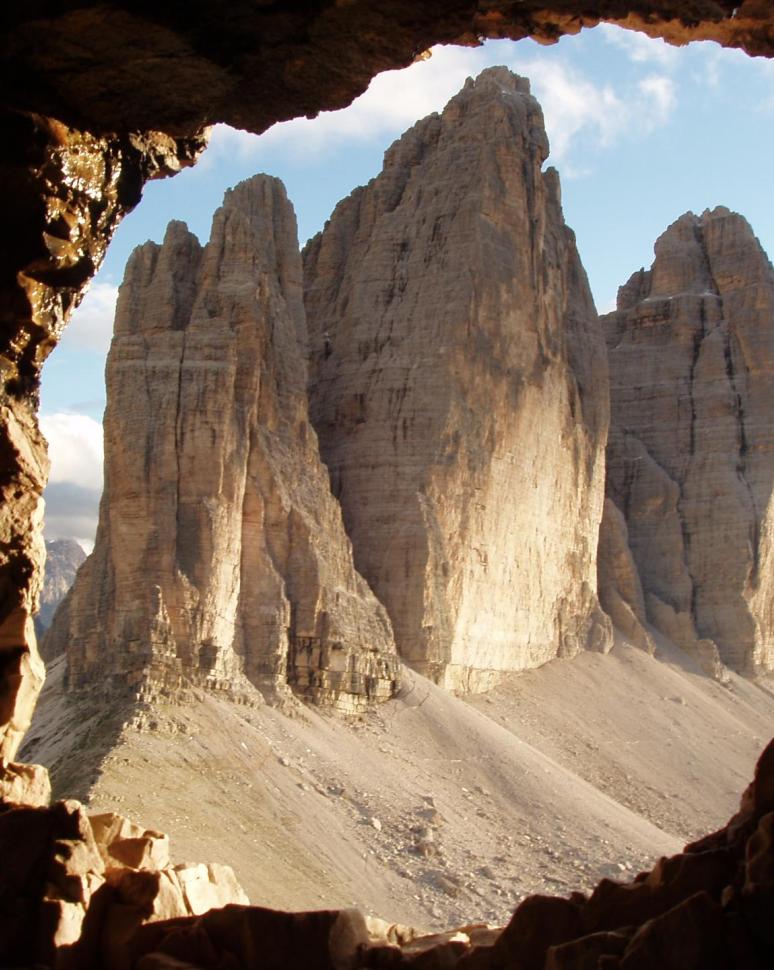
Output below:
[40,26,774,548]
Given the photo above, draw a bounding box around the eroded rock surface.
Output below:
[603,208,774,674]
[305,68,612,689]
[0,763,248,970]
[597,499,656,656]
[0,110,205,763]
[44,175,398,711]
[5,4,774,137]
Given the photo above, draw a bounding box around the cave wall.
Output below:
[0,109,205,758]
[2,1,774,759]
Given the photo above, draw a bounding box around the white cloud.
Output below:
[40,413,103,491]
[513,60,676,166]
[638,74,677,125]
[207,39,678,184]
[517,59,626,162]
[43,482,99,553]
[599,24,680,68]
[60,281,118,354]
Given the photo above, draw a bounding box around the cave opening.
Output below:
[4,5,774,960]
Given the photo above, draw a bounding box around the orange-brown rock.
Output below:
[0,759,51,807]
[0,795,247,970]
[44,175,399,711]
[603,208,774,674]
[5,4,774,139]
[305,68,612,689]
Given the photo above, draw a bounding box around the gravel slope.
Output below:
[23,639,774,931]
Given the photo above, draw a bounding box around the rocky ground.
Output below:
[22,638,774,933]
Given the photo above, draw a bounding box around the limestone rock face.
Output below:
[305,68,612,690]
[36,539,86,638]
[597,499,656,655]
[603,207,774,674]
[44,175,398,710]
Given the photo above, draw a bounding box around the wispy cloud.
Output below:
[516,59,626,163]
[638,74,677,125]
[60,281,119,354]
[514,59,677,170]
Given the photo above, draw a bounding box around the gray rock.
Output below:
[603,207,774,675]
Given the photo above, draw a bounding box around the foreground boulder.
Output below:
[0,763,248,969]
[603,208,774,675]
[305,67,612,691]
[44,176,399,711]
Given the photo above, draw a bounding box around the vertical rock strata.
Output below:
[603,207,774,674]
[45,175,398,710]
[304,68,612,690]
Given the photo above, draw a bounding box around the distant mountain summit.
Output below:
[305,66,612,689]
[601,207,774,675]
[35,539,86,636]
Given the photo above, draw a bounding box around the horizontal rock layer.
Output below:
[603,207,774,675]
[305,67,612,690]
[45,175,398,711]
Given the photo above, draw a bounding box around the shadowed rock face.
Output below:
[597,499,657,656]
[4,737,774,967]
[603,208,774,675]
[0,111,206,761]
[305,68,612,689]
[44,175,398,711]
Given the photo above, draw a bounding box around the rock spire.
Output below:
[602,207,774,674]
[304,67,612,689]
[44,175,399,710]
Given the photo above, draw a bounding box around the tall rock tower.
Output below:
[45,175,399,710]
[602,207,774,675]
[304,68,612,690]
